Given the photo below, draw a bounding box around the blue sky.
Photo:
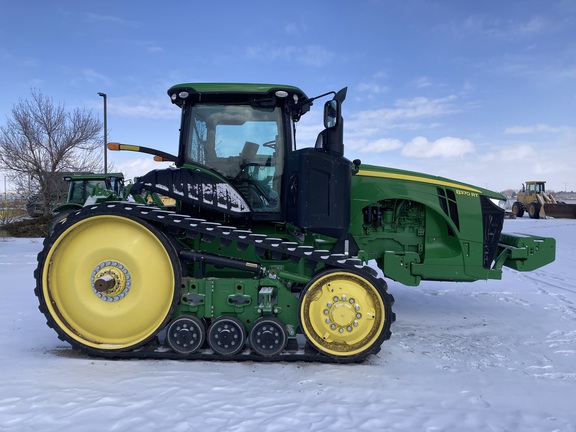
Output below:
[1,0,575,192]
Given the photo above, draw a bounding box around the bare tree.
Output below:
[0,89,103,215]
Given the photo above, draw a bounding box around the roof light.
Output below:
[178,91,190,99]
[275,90,288,98]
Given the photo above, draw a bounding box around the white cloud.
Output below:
[402,136,475,158]
[355,95,458,124]
[532,160,572,176]
[147,45,163,54]
[78,69,113,86]
[296,45,335,66]
[500,144,537,160]
[86,13,140,28]
[481,144,536,162]
[284,23,299,36]
[459,14,550,40]
[28,78,44,87]
[246,44,335,67]
[505,124,563,134]
[356,71,390,98]
[357,82,389,97]
[347,95,460,139]
[410,76,433,88]
[341,95,469,161]
[20,58,40,68]
[348,138,403,153]
[512,16,548,36]
[392,96,459,119]
[109,96,180,120]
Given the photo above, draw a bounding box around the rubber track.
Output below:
[103,344,369,364]
[40,202,394,363]
[90,202,377,274]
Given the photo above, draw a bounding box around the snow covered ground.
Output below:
[1,217,575,432]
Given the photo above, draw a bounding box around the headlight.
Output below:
[489,198,507,210]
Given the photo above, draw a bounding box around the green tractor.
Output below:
[34,83,556,362]
[49,172,126,232]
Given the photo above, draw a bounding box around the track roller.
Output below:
[207,316,247,356]
[248,317,288,357]
[166,315,206,354]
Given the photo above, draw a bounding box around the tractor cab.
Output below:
[525,181,546,195]
[64,173,125,205]
[53,173,125,212]
[168,83,352,238]
[116,83,351,239]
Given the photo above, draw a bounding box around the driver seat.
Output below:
[240,141,259,164]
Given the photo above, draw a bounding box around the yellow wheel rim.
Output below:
[42,215,176,350]
[300,271,385,357]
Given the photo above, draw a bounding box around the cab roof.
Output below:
[167,82,308,106]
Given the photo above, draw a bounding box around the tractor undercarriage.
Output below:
[35,202,395,363]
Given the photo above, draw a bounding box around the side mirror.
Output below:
[324,100,340,129]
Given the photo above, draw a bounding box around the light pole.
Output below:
[97,92,108,174]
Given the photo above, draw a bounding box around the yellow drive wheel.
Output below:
[38,212,180,353]
[300,269,392,361]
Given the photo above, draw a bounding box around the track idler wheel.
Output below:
[166,316,206,354]
[249,317,287,357]
[207,316,246,356]
[35,211,181,355]
[299,269,393,362]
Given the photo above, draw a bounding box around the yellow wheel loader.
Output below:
[512,181,576,219]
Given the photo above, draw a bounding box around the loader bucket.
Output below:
[543,203,576,219]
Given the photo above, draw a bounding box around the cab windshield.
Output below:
[185,103,284,212]
[68,178,123,204]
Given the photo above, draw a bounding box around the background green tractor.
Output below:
[49,173,125,232]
